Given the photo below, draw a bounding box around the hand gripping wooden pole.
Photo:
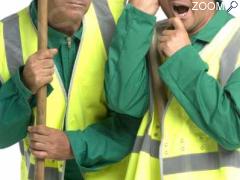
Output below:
[35,0,48,179]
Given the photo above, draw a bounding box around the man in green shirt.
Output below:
[0,0,141,179]
[105,0,240,178]
[106,0,240,150]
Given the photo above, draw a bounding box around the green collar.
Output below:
[191,10,233,44]
[29,0,82,48]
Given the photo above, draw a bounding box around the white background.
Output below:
[0,0,240,180]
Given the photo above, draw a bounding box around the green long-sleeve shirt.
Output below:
[106,5,240,151]
[0,1,141,179]
[105,4,156,118]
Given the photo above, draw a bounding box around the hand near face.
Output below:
[129,0,160,15]
[157,17,191,57]
[28,125,73,160]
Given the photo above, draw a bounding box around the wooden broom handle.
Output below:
[35,0,48,179]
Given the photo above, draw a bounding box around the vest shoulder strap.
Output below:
[199,17,240,86]
[219,18,240,85]
[92,0,116,50]
[2,12,24,76]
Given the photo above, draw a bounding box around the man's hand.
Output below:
[22,49,58,94]
[157,17,191,57]
[28,125,73,160]
[129,0,160,15]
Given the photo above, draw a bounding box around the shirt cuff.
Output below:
[159,45,208,90]
[125,4,156,25]
[65,131,87,172]
[11,68,33,102]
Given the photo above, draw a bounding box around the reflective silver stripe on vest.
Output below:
[29,164,64,180]
[220,27,240,85]
[132,135,160,158]
[20,141,64,180]
[2,14,24,76]
[92,0,116,50]
[19,141,25,156]
[163,150,240,175]
[132,66,160,158]
[19,141,31,171]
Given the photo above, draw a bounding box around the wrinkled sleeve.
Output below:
[0,69,33,148]
[104,4,156,118]
[66,112,140,172]
[159,45,240,150]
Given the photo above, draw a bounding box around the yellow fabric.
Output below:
[125,17,240,180]
[125,152,160,180]
[125,104,161,179]
[0,22,10,82]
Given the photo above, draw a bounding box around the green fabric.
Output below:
[158,11,240,150]
[66,112,140,173]
[0,1,141,179]
[105,6,239,150]
[105,4,156,118]
[0,70,33,147]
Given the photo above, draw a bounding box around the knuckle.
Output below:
[49,59,54,66]
[32,69,38,76]
[45,50,52,57]
[42,154,48,159]
[39,50,50,58]
[166,42,171,48]
[32,134,38,140]
[29,62,35,69]
[35,142,40,148]
[36,126,41,132]
[38,50,45,56]
[38,125,44,131]
[32,142,37,148]
[35,77,40,85]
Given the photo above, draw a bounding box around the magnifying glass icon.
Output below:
[227,1,238,12]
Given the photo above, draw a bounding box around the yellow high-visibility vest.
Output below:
[0,0,128,179]
[125,17,240,180]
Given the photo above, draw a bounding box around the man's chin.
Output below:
[64,12,83,22]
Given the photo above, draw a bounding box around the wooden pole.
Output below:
[35,0,48,179]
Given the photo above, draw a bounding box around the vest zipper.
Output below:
[67,37,72,48]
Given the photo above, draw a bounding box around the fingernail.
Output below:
[53,48,58,53]
[50,49,58,55]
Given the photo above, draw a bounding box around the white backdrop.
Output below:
[0,0,240,180]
